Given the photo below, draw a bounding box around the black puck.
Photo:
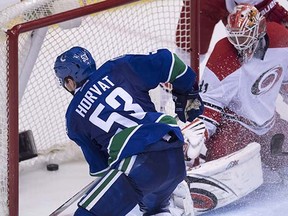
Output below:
[46,163,59,171]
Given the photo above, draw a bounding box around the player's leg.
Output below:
[125,147,186,215]
[74,169,139,216]
[205,118,257,161]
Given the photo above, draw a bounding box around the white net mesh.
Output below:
[0,0,191,214]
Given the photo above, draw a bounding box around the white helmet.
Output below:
[226,4,267,63]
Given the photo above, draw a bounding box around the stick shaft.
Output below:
[49,180,98,216]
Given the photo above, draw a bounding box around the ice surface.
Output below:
[19,160,288,216]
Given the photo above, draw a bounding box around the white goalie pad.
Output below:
[172,142,263,215]
[170,180,195,216]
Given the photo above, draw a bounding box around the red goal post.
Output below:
[0,0,200,215]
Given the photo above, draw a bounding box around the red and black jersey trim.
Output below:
[199,101,223,127]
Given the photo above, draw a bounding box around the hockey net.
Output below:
[0,0,196,215]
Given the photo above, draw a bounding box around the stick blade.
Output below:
[270,133,285,155]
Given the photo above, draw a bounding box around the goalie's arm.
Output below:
[255,0,288,27]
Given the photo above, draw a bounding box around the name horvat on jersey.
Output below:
[76,75,115,117]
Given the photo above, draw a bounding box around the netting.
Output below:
[0,0,192,215]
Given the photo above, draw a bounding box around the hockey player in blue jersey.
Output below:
[54,46,203,216]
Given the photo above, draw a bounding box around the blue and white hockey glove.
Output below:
[172,90,204,122]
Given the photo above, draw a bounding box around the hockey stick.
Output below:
[270,133,288,156]
[49,179,99,216]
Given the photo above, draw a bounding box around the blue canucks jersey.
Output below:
[65,49,197,176]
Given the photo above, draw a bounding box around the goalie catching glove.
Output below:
[181,118,208,167]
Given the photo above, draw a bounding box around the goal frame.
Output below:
[5,0,200,215]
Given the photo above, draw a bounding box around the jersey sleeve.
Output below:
[66,114,109,176]
[199,67,226,136]
[124,48,197,94]
[199,43,240,137]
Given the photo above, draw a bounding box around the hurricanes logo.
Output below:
[251,65,282,95]
[186,175,237,213]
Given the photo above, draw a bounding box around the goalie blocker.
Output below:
[172,142,263,215]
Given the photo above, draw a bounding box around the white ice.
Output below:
[20,160,288,216]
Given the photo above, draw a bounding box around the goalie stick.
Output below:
[49,179,99,216]
[270,133,288,156]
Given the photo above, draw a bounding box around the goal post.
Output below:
[6,1,139,216]
[190,0,200,73]
[0,0,199,215]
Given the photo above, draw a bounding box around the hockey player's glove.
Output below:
[181,118,207,167]
[172,90,204,122]
[256,0,288,28]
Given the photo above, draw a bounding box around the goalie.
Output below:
[173,3,288,214]
[198,3,288,167]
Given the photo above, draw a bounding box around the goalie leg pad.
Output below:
[186,142,263,214]
[75,169,138,216]
[170,180,195,216]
